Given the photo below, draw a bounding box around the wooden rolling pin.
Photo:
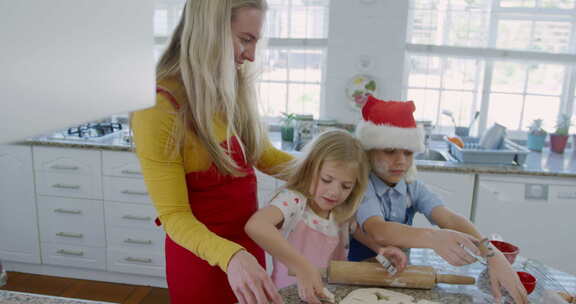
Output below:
[291,261,475,290]
[557,291,576,303]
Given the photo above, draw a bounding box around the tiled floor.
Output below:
[0,272,170,304]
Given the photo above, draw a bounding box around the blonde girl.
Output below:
[131,1,293,303]
[245,130,407,304]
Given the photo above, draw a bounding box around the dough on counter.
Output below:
[339,288,414,304]
[339,288,440,304]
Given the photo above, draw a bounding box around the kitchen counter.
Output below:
[0,290,116,304]
[279,249,576,303]
[20,131,576,178]
[21,129,133,152]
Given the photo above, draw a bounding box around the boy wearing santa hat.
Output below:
[351,96,527,304]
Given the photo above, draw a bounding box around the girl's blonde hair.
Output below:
[156,0,268,176]
[283,129,370,223]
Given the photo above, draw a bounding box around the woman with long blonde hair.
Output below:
[131,1,292,303]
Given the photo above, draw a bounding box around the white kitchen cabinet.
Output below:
[33,147,106,270]
[102,151,165,277]
[37,196,106,247]
[107,249,165,277]
[0,145,41,264]
[41,243,106,271]
[103,176,151,204]
[475,174,576,275]
[412,170,475,228]
[33,147,102,200]
[104,201,158,230]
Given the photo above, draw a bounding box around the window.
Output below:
[258,0,330,118]
[153,1,183,61]
[406,0,576,136]
[153,0,330,119]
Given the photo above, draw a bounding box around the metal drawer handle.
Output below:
[124,238,153,245]
[558,192,576,199]
[52,184,81,190]
[121,169,142,175]
[56,232,84,239]
[57,249,84,256]
[125,257,152,264]
[122,215,151,221]
[121,190,148,196]
[51,165,79,170]
[54,208,82,215]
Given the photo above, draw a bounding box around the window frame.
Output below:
[153,1,330,122]
[404,0,576,136]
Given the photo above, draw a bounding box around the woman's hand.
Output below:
[227,250,284,304]
[429,229,480,266]
[294,261,327,304]
[487,251,528,304]
[377,246,408,273]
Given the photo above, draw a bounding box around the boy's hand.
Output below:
[377,246,408,273]
[429,229,480,266]
[294,262,326,304]
[487,251,528,304]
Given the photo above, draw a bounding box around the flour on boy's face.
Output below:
[370,149,414,185]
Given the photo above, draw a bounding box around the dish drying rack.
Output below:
[445,136,529,166]
[521,258,576,303]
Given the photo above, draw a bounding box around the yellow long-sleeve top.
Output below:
[131,78,293,273]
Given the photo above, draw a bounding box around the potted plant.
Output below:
[526,119,547,152]
[550,114,571,154]
[280,112,296,142]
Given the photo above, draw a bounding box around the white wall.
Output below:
[0,0,155,144]
[322,0,409,124]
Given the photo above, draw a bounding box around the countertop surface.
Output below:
[0,290,116,304]
[279,249,576,303]
[21,131,576,178]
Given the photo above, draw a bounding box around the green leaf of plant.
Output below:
[365,80,376,91]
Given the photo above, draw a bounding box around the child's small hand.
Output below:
[294,262,326,304]
[377,246,408,273]
[429,229,480,266]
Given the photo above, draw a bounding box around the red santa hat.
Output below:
[355,95,425,153]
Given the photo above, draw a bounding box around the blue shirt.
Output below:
[349,172,444,261]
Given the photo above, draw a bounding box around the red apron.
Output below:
[156,88,264,303]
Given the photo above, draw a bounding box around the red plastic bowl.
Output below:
[491,240,519,264]
[517,271,537,294]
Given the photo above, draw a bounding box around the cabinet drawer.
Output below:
[42,243,106,270]
[103,176,151,204]
[33,146,101,176]
[36,172,102,199]
[105,201,158,230]
[107,249,165,277]
[550,185,576,204]
[38,196,105,247]
[107,227,164,253]
[102,151,143,178]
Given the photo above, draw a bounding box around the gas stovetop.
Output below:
[46,122,127,142]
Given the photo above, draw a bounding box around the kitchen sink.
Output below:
[415,149,453,162]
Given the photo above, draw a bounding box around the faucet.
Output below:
[418,120,434,157]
